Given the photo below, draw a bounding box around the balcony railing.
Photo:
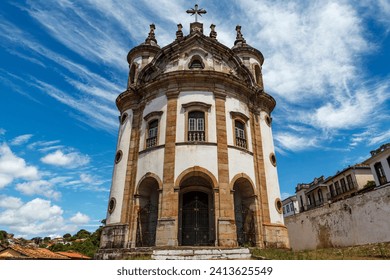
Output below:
[235,137,247,149]
[146,137,157,148]
[188,131,205,142]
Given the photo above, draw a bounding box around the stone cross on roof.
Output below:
[186,4,207,22]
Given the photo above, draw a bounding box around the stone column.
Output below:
[155,88,179,246]
[214,90,237,247]
[121,106,143,248]
[250,110,271,248]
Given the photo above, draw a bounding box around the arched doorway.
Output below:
[136,177,159,247]
[233,177,256,246]
[178,173,215,246]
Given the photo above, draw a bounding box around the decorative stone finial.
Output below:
[209,24,217,39]
[176,23,183,40]
[144,24,158,46]
[234,25,246,46]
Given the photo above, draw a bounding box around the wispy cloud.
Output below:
[10,134,33,146]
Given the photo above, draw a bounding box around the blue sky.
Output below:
[0,0,389,239]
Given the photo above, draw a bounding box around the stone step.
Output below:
[152,248,252,260]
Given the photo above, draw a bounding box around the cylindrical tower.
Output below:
[98,19,289,258]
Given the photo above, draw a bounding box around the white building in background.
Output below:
[365,143,390,187]
[282,195,298,217]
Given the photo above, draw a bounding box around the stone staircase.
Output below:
[152,247,252,260]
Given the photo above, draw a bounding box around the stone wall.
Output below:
[285,186,390,251]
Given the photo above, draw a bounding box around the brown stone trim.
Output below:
[139,144,165,155]
[214,92,237,246]
[143,111,163,121]
[182,101,211,111]
[227,145,253,156]
[174,166,219,190]
[160,91,178,218]
[176,142,217,147]
[119,106,143,247]
[135,172,163,194]
[249,111,271,247]
[230,111,249,123]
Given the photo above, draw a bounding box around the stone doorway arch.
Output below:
[176,167,216,246]
[135,176,160,247]
[232,175,257,247]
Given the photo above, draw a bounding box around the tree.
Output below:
[63,233,72,240]
[75,229,91,239]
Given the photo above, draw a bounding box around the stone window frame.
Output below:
[275,198,283,214]
[115,150,123,164]
[188,55,205,69]
[143,111,163,149]
[108,197,116,214]
[230,111,249,150]
[182,102,211,143]
[269,152,277,167]
[120,112,128,125]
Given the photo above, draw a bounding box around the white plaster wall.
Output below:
[228,148,256,188]
[139,92,167,151]
[106,109,133,225]
[367,151,390,186]
[136,148,165,187]
[225,97,253,152]
[285,186,390,250]
[174,145,219,184]
[259,111,284,224]
[176,91,216,143]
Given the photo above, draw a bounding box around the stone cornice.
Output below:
[116,70,276,113]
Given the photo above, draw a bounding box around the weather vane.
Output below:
[186,4,207,22]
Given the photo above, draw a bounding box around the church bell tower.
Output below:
[97,5,289,259]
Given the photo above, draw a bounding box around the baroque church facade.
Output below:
[98,11,289,257]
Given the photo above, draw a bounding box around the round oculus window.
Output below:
[108,198,116,214]
[115,150,123,164]
[275,198,283,214]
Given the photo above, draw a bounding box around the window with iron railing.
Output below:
[375,162,388,185]
[188,111,205,142]
[234,120,247,148]
[146,119,158,148]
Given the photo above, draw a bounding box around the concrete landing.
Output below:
[152,248,252,260]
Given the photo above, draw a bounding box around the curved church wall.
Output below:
[106,108,133,225]
[259,111,284,224]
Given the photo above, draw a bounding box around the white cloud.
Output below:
[0,143,39,188]
[0,198,74,236]
[41,149,90,168]
[275,132,318,152]
[0,128,6,135]
[70,212,90,224]
[10,134,33,146]
[0,195,23,209]
[16,180,61,200]
[369,130,390,146]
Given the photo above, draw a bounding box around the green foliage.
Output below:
[63,233,72,239]
[0,230,8,241]
[75,229,91,239]
[363,181,376,189]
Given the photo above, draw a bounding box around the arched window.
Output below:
[188,111,205,141]
[129,63,137,84]
[254,64,262,85]
[234,120,246,148]
[146,119,158,148]
[188,55,204,69]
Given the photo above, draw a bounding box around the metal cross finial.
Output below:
[186,4,207,22]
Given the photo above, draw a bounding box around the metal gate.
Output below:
[181,192,210,246]
[136,202,158,247]
[235,203,256,246]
